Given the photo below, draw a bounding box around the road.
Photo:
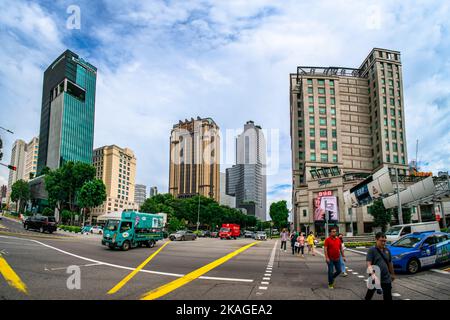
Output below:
[0,217,449,300]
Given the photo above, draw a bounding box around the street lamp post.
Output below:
[395,168,403,225]
[196,193,201,233]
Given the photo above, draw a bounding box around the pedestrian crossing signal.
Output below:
[8,165,16,171]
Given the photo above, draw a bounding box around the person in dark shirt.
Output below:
[365,232,396,300]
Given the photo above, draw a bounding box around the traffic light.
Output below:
[8,165,16,171]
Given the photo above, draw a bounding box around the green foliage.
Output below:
[61,210,76,224]
[42,207,54,216]
[368,199,392,232]
[10,180,30,214]
[142,193,259,230]
[393,208,412,224]
[44,161,96,213]
[269,200,289,230]
[78,179,107,209]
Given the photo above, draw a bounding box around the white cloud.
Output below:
[1,0,449,209]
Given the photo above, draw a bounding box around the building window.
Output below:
[332,129,337,138]
[318,79,325,85]
[332,154,338,163]
[319,107,326,115]
[384,129,388,138]
[329,80,334,86]
[310,140,315,149]
[392,131,397,139]
[391,119,396,127]
[309,116,315,125]
[320,129,327,137]
[386,142,390,150]
[330,88,335,95]
[318,88,325,94]
[303,209,307,217]
[384,119,388,126]
[311,153,316,161]
[307,79,313,85]
[308,96,314,103]
[330,98,336,105]
[308,87,313,94]
[319,118,327,125]
[320,154,328,162]
[332,142,337,151]
[393,143,398,152]
[331,118,336,126]
[394,155,399,163]
[319,97,326,104]
[320,141,328,150]
[331,108,336,115]
[309,106,314,113]
[386,155,390,162]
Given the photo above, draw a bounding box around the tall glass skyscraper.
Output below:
[37,50,97,173]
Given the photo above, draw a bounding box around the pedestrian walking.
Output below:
[306,231,316,256]
[280,228,289,252]
[296,233,305,257]
[324,227,345,289]
[290,231,298,255]
[338,233,348,276]
[365,232,395,301]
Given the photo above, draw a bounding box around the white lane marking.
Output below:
[259,286,268,290]
[261,281,269,285]
[47,263,103,271]
[358,275,365,278]
[430,269,450,275]
[403,299,411,300]
[392,293,401,297]
[315,248,325,257]
[0,235,254,283]
[268,240,278,266]
[266,270,272,273]
[263,277,271,281]
[346,248,367,255]
[352,272,359,275]
[347,269,353,272]
[264,274,271,276]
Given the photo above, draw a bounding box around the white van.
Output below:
[385,221,441,243]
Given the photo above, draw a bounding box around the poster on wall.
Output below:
[314,195,339,221]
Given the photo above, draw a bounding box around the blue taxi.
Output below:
[388,231,450,274]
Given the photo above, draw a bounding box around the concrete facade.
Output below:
[91,145,138,221]
[226,121,267,221]
[169,117,220,202]
[219,172,236,208]
[6,139,26,205]
[290,48,409,235]
[23,137,39,182]
[134,184,147,208]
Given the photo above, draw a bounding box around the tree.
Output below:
[78,179,107,225]
[368,199,392,232]
[44,161,96,222]
[269,200,289,230]
[42,207,54,216]
[10,180,30,214]
[140,193,176,217]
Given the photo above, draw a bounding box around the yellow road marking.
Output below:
[108,242,170,294]
[140,241,258,300]
[444,267,450,272]
[0,253,28,294]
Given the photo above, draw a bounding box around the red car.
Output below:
[219,223,240,240]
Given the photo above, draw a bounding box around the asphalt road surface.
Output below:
[0,217,449,300]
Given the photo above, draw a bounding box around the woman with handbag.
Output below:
[297,233,306,257]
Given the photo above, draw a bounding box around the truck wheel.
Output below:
[407,258,420,274]
[122,241,130,251]
[24,224,29,230]
[108,244,115,250]
[40,226,45,233]
[147,240,155,248]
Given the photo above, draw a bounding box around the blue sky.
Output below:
[1,0,450,214]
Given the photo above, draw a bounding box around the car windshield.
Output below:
[105,220,120,231]
[257,232,265,235]
[391,236,422,248]
[386,226,402,235]
[220,228,230,232]
[176,231,186,234]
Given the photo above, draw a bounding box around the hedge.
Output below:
[58,225,82,233]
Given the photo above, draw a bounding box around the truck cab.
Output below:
[102,211,164,251]
[219,223,240,240]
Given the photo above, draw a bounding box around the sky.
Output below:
[1,0,450,217]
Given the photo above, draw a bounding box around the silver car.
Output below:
[169,230,197,241]
[254,231,267,240]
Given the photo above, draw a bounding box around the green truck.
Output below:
[101,211,164,251]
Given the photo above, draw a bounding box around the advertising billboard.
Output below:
[314,192,339,221]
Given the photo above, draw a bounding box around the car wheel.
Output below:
[181,236,185,241]
[39,226,45,233]
[407,258,420,274]
[170,236,175,241]
[24,224,29,230]
[122,241,130,251]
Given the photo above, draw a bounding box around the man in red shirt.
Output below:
[324,227,345,289]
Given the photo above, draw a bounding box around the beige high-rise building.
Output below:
[290,48,408,235]
[23,137,39,182]
[6,139,27,205]
[169,117,220,202]
[91,145,138,222]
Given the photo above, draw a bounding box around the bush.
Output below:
[42,207,54,216]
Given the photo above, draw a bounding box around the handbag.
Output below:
[294,242,300,247]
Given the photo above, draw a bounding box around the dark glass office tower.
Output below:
[37,50,97,174]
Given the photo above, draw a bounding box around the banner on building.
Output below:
[314,193,339,221]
